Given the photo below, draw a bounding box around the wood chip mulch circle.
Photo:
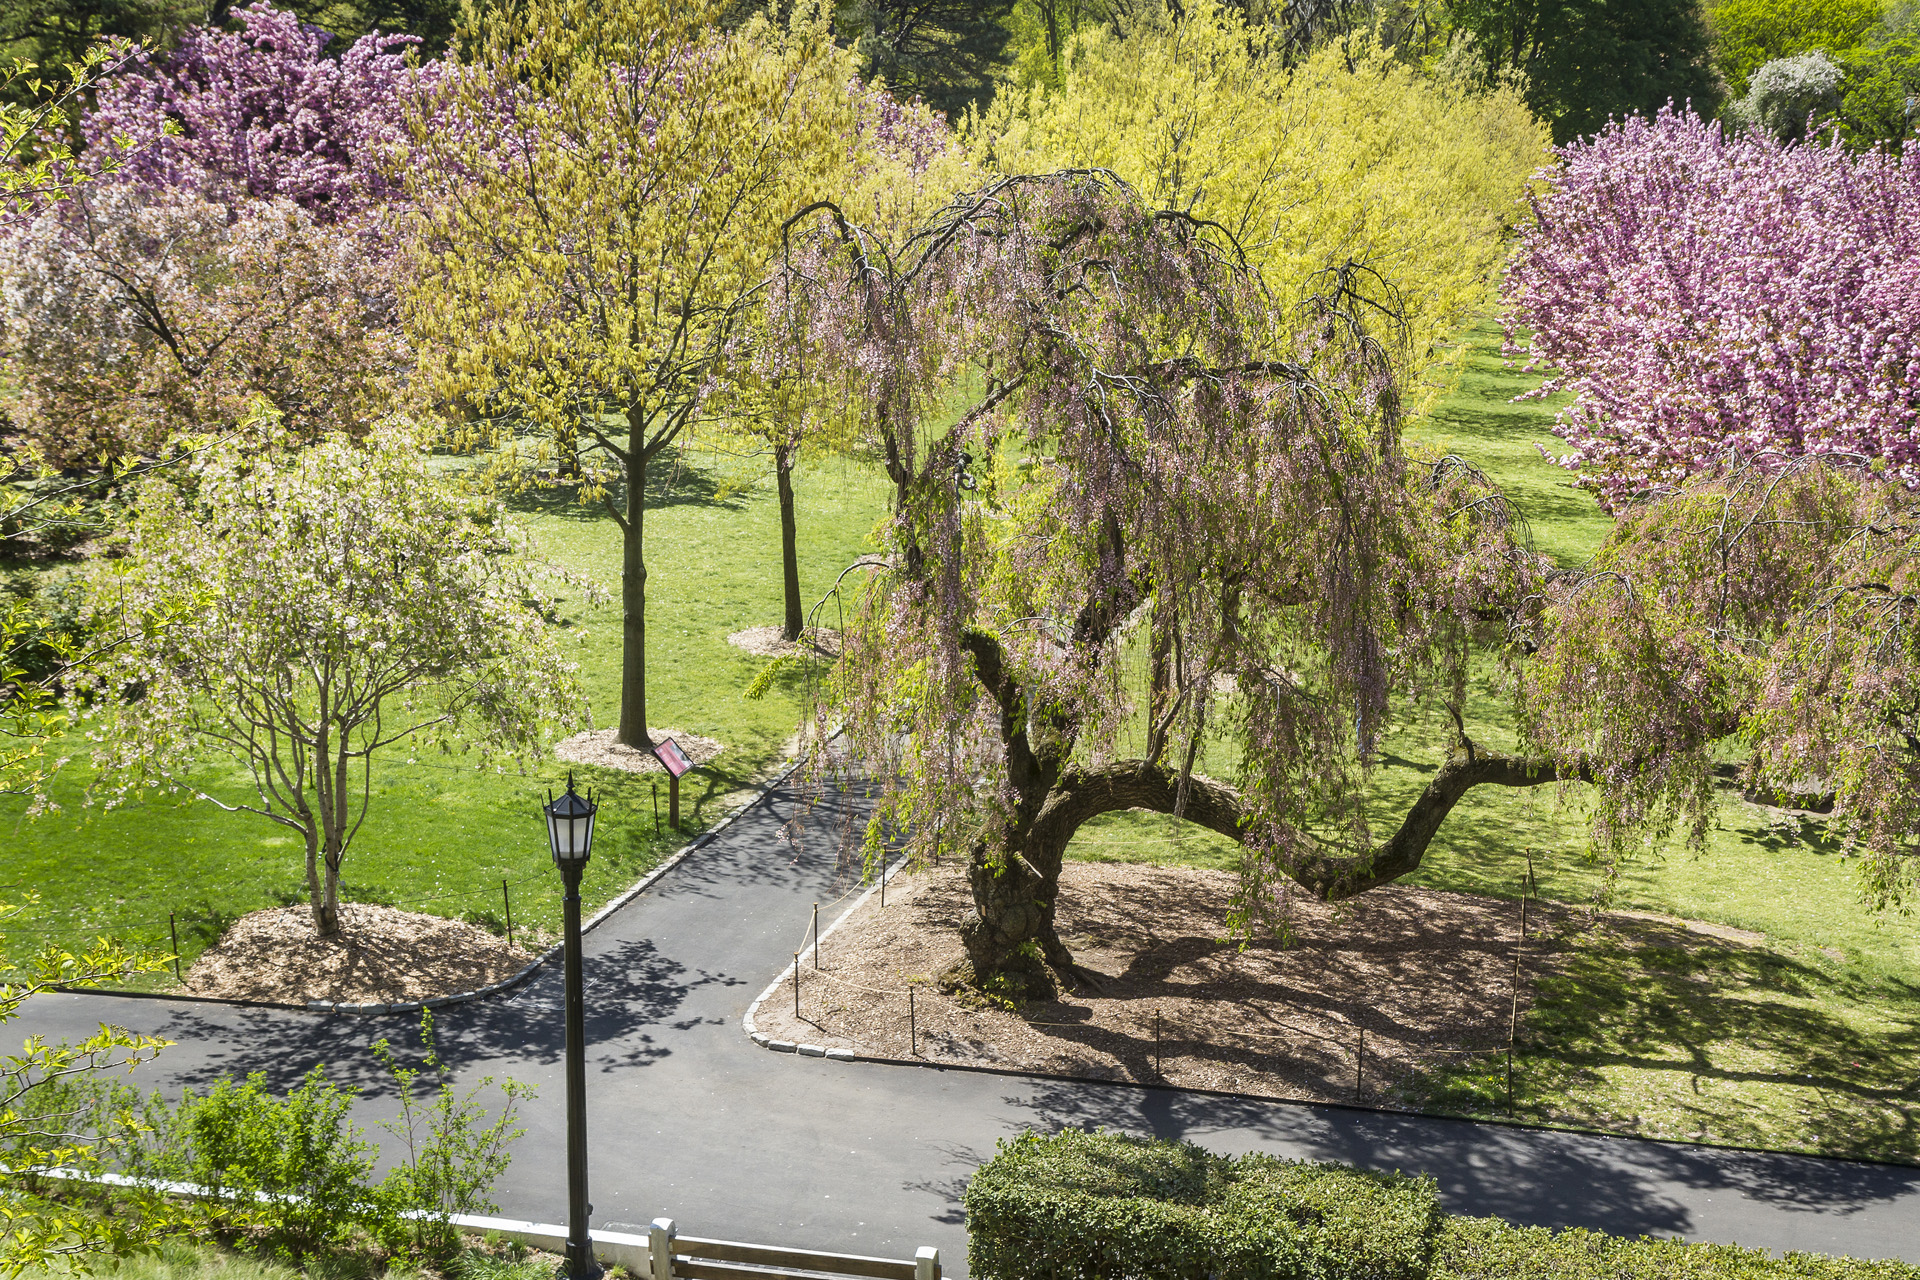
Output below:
[725,626,842,660]
[754,862,1571,1105]
[552,727,725,775]
[180,903,537,1005]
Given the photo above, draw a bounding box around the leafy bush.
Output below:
[1433,1215,1920,1278]
[121,1017,529,1262]
[963,1130,1440,1280]
[370,1012,533,1260]
[1727,49,1847,141]
[134,1066,389,1257]
[966,1133,1920,1280]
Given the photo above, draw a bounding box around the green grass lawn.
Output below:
[1063,319,1920,1162]
[0,448,890,978]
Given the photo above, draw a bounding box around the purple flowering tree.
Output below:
[0,6,428,469]
[1505,106,1920,509]
[81,2,428,221]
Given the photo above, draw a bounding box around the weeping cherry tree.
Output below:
[782,171,1550,996]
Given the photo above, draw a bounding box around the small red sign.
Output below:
[653,737,693,778]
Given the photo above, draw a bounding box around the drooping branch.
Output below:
[1030,741,1579,902]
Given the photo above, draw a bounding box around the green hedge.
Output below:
[1435,1217,1920,1279]
[962,1130,1440,1280]
[965,1132,1920,1280]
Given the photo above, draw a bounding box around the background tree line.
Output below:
[8,0,1915,150]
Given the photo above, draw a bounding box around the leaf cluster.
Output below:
[1518,455,1920,908]
[0,894,178,1277]
[967,4,1549,404]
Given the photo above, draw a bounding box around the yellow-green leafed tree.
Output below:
[714,90,981,643]
[405,0,858,749]
[966,4,1549,402]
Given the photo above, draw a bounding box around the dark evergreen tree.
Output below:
[1,0,208,101]
[837,0,1014,116]
[271,0,456,55]
[1444,0,1722,143]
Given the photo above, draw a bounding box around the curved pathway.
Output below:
[14,780,1920,1271]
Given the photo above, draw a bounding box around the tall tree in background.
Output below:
[406,0,857,749]
[838,0,1015,116]
[973,6,1547,401]
[730,81,973,642]
[1444,0,1722,142]
[1706,0,1882,96]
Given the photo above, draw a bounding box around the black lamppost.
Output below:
[544,772,603,1280]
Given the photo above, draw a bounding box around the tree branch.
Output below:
[1032,742,1578,902]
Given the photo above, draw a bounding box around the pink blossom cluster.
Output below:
[1505,106,1920,508]
[846,77,952,172]
[82,2,432,221]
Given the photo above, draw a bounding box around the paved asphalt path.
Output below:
[12,777,1920,1271]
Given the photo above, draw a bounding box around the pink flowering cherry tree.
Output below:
[1505,106,1920,509]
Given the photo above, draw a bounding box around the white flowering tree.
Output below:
[85,421,585,937]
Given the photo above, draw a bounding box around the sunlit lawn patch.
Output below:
[0,451,890,981]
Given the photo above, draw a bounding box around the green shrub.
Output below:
[966,1133,1920,1280]
[962,1130,1440,1280]
[118,1017,529,1263]
[1433,1215,1920,1278]
[134,1066,390,1257]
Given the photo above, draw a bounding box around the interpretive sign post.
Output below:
[652,737,693,830]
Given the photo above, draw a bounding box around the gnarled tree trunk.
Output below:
[949,649,1580,997]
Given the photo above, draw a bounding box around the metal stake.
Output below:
[1507,949,1521,1114]
[168,914,181,982]
[909,987,916,1056]
[503,879,514,949]
[1154,1011,1162,1081]
[1357,1025,1366,1101]
[651,781,660,835]
[793,952,801,1018]
[812,902,820,968]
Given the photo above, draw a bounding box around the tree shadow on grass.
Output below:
[499,453,750,522]
[1418,915,1920,1163]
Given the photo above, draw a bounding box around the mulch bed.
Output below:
[726,626,842,660]
[552,727,725,775]
[753,861,1569,1104]
[180,903,537,1004]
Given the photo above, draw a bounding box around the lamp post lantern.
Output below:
[544,772,603,1280]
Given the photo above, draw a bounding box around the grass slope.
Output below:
[0,450,890,978]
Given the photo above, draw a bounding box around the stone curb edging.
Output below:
[741,852,906,1060]
[744,952,1920,1177]
[55,751,818,1018]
